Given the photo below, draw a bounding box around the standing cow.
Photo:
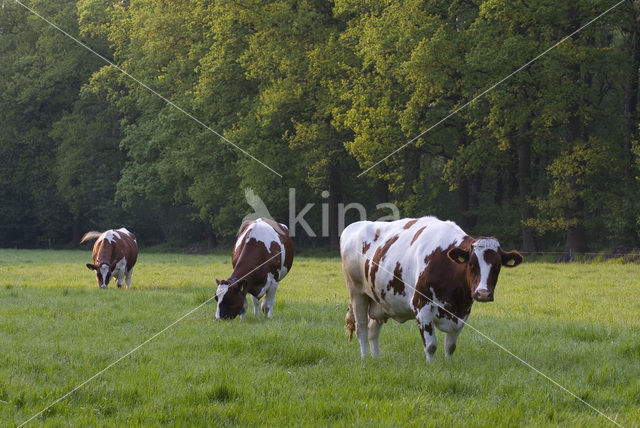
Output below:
[215,218,293,320]
[341,216,522,362]
[81,228,138,289]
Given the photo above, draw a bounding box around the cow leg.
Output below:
[445,329,462,358]
[116,273,124,289]
[251,295,260,317]
[367,318,383,358]
[414,305,437,362]
[125,268,133,290]
[262,282,278,318]
[350,293,370,358]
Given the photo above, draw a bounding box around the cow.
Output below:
[215,218,294,320]
[81,228,138,289]
[340,216,522,362]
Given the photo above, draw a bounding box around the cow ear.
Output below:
[448,247,469,264]
[86,263,97,271]
[501,250,523,267]
[215,279,221,286]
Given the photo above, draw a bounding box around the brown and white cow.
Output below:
[340,216,522,362]
[215,218,293,320]
[81,228,138,289]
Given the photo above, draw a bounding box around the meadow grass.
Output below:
[0,249,638,427]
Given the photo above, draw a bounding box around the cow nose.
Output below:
[100,284,107,289]
[473,289,493,302]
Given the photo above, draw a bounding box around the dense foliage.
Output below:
[1,0,639,254]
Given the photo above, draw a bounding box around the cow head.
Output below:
[214,278,248,320]
[86,262,112,289]
[447,238,522,302]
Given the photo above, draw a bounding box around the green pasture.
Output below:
[0,249,638,426]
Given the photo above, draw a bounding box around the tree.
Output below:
[0,0,103,247]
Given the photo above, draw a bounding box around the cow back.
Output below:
[93,228,138,270]
[231,218,293,294]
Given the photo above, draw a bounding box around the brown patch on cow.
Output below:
[423,322,433,336]
[386,262,405,296]
[267,240,284,278]
[410,226,426,246]
[403,219,418,229]
[380,289,386,299]
[370,282,381,303]
[228,218,294,299]
[362,241,371,254]
[437,306,457,323]
[418,322,434,347]
[369,234,399,287]
[412,267,434,310]
[373,229,381,242]
[364,259,370,281]
[412,241,475,322]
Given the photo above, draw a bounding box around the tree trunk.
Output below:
[328,161,342,252]
[469,172,481,229]
[560,11,589,261]
[561,113,588,260]
[517,126,537,252]
[625,4,640,176]
[458,177,471,230]
[71,217,82,244]
[375,178,389,204]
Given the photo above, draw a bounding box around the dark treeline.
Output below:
[1,0,640,256]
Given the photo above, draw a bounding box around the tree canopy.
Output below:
[1,0,639,256]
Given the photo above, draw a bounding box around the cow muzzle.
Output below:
[217,314,236,321]
[473,289,493,302]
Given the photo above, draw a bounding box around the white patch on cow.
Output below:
[117,227,132,236]
[99,264,110,288]
[113,257,127,287]
[98,229,122,244]
[261,272,278,318]
[214,283,231,320]
[244,219,287,273]
[277,266,288,280]
[472,238,499,293]
[235,224,254,251]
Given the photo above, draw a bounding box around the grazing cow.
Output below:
[81,228,138,289]
[341,216,522,362]
[215,218,293,320]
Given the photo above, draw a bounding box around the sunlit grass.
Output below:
[0,249,638,426]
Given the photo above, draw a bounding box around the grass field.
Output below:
[0,249,639,427]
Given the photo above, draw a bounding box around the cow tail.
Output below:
[80,231,102,244]
[345,304,356,343]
